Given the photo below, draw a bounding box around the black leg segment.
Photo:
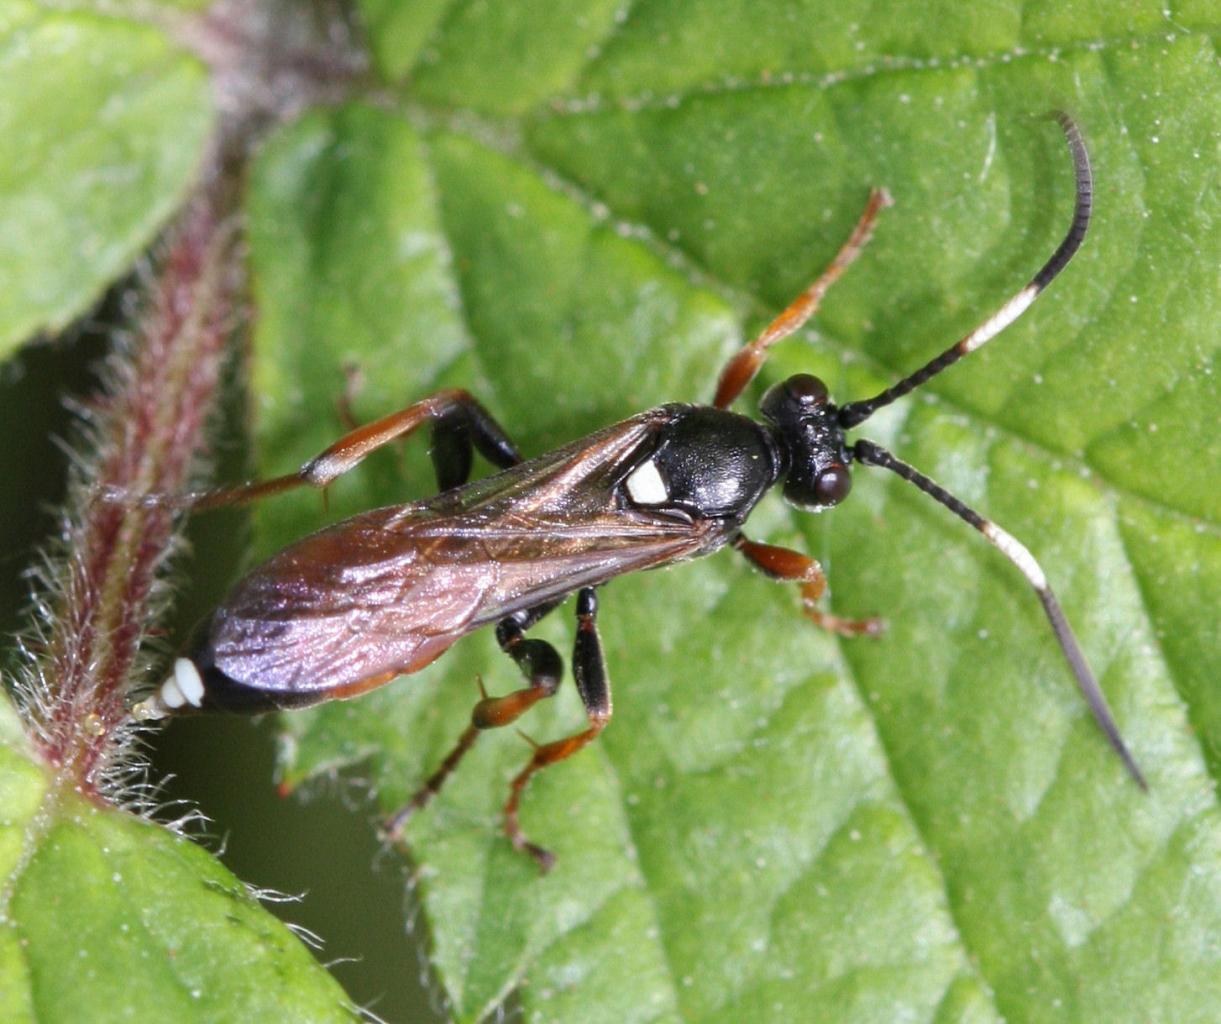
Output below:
[503,587,613,872]
[572,588,611,719]
[430,396,522,492]
[383,608,568,839]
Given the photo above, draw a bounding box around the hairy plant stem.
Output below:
[11,0,367,809]
[15,186,240,804]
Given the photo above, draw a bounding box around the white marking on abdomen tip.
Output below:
[174,658,205,705]
[982,521,1048,590]
[961,285,1038,353]
[158,658,205,710]
[625,459,668,505]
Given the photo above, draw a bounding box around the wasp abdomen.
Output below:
[133,654,323,719]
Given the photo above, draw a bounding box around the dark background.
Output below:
[0,325,444,1023]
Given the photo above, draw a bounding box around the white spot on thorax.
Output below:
[625,459,668,505]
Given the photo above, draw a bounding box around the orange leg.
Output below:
[503,716,607,873]
[381,642,561,841]
[713,188,891,410]
[113,388,520,510]
[503,588,610,871]
[385,589,612,873]
[733,534,882,637]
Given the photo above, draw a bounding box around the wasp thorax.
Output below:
[761,374,852,511]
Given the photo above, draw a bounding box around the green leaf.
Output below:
[0,1,212,353]
[3,0,1212,1020]
[0,7,359,1017]
[354,0,450,83]
[0,695,358,1023]
[242,5,1219,1021]
[238,6,1221,1015]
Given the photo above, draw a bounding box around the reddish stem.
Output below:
[25,192,239,799]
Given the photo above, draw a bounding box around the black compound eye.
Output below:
[760,373,829,423]
[813,464,851,505]
[782,462,852,511]
[785,373,828,407]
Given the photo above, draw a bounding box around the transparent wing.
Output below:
[205,410,722,699]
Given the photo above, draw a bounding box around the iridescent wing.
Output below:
[204,409,726,704]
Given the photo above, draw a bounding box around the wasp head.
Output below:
[760,373,852,511]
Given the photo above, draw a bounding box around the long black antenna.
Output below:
[838,112,1092,430]
[835,116,1143,784]
[852,439,1146,788]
